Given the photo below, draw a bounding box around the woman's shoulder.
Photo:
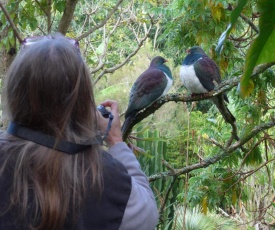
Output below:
[0,131,9,143]
[78,150,132,230]
[101,150,130,176]
[0,131,15,153]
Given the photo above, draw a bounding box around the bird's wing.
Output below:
[193,56,222,92]
[125,69,168,118]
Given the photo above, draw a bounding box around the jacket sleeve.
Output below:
[108,142,159,230]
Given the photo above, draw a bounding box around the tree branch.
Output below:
[90,16,122,75]
[57,0,79,35]
[122,62,275,140]
[0,1,23,43]
[227,5,259,34]
[76,0,124,41]
[149,120,275,182]
[94,18,155,84]
[240,13,259,34]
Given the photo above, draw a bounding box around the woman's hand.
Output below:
[97,100,123,147]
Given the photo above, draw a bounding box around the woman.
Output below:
[0,34,158,230]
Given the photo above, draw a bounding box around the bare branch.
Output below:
[0,1,23,43]
[76,0,124,41]
[94,20,154,84]
[227,5,259,34]
[46,0,52,33]
[91,16,122,74]
[240,13,259,34]
[222,157,275,194]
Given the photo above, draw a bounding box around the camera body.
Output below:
[97,105,112,118]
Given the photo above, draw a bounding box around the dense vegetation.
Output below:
[1,0,275,229]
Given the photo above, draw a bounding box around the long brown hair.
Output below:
[1,34,103,229]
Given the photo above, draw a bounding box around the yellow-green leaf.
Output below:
[201,196,208,215]
[240,79,254,98]
[211,3,223,21]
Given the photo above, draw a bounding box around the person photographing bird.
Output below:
[0,33,158,230]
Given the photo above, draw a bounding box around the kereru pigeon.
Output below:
[122,56,173,138]
[180,46,235,123]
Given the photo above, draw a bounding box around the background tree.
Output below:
[1,0,275,229]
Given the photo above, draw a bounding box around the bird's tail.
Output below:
[121,116,134,140]
[211,95,236,124]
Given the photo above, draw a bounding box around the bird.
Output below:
[180,46,235,124]
[122,56,173,139]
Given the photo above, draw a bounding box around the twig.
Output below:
[76,0,124,41]
[149,120,275,182]
[240,13,259,34]
[90,16,122,75]
[94,17,155,84]
[0,1,23,43]
[159,176,178,220]
[162,159,175,172]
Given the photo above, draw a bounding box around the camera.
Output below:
[97,105,112,118]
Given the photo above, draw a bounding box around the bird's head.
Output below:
[186,46,205,55]
[150,56,168,67]
[149,56,172,79]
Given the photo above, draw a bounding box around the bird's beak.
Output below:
[186,49,190,53]
[164,59,168,62]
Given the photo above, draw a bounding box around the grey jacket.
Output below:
[109,142,159,230]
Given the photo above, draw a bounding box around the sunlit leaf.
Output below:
[211,3,223,21]
[231,189,237,205]
[201,196,208,215]
[240,79,254,98]
[96,42,105,54]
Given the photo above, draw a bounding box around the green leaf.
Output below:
[54,0,66,13]
[256,29,275,64]
[240,0,275,98]
[29,18,38,31]
[137,137,167,142]
[96,42,104,54]
[243,146,262,166]
[216,0,248,55]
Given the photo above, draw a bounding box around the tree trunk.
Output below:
[57,0,79,34]
[0,0,17,129]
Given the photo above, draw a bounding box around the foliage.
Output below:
[131,127,183,229]
[168,206,239,230]
[215,0,275,98]
[216,0,249,54]
[1,0,275,228]
[150,0,246,72]
[239,0,275,97]
[0,0,157,83]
